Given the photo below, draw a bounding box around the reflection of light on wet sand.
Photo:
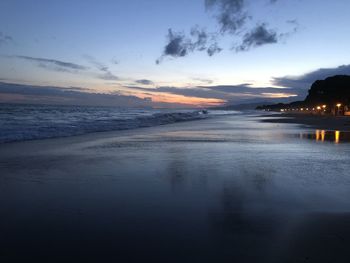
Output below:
[315,130,321,141]
[335,130,340,144]
[315,130,326,142]
[302,130,350,144]
[321,130,325,142]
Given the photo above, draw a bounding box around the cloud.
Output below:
[15,56,88,72]
[127,86,223,99]
[158,0,298,61]
[192,78,214,84]
[127,83,300,105]
[0,32,13,45]
[207,43,223,56]
[99,72,119,81]
[0,81,153,107]
[190,27,210,51]
[135,79,154,85]
[13,54,121,80]
[157,27,222,63]
[83,55,119,80]
[272,64,350,90]
[162,29,190,58]
[236,24,278,51]
[205,0,247,34]
[130,63,350,105]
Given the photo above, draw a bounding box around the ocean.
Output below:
[0,104,237,143]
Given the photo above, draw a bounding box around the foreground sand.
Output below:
[1,113,350,262]
[261,112,350,131]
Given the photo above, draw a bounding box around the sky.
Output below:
[1,0,350,108]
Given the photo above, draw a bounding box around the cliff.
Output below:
[257,75,350,110]
[304,75,350,105]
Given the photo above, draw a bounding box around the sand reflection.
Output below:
[300,130,350,143]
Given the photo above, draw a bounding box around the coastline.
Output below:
[1,113,350,262]
[260,112,350,131]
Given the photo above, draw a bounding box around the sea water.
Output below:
[0,103,236,143]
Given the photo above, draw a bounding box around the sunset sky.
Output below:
[1,0,350,107]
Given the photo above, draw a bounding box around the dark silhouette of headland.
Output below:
[257,75,350,115]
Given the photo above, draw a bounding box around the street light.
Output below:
[336,103,342,116]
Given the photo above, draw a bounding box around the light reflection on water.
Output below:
[300,130,350,144]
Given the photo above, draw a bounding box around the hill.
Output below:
[257,75,350,110]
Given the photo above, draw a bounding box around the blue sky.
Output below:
[1,0,350,107]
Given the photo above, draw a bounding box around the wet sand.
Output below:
[261,112,350,131]
[1,113,350,262]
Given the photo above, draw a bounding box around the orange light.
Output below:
[317,106,321,110]
[335,131,340,144]
[316,130,320,141]
[322,105,327,109]
[336,103,342,107]
[321,130,325,142]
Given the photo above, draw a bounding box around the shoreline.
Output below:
[2,112,350,150]
[260,112,350,131]
[1,112,350,262]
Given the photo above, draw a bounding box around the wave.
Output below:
[0,105,228,143]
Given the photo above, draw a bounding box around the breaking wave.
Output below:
[0,104,237,143]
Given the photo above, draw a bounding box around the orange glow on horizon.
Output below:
[132,92,225,107]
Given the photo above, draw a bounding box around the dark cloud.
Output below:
[207,43,223,56]
[0,32,13,45]
[0,81,153,107]
[236,24,278,51]
[162,29,190,58]
[16,56,88,73]
[272,64,350,90]
[157,27,221,63]
[190,27,209,51]
[159,0,297,61]
[205,0,280,32]
[83,55,119,81]
[135,79,154,85]
[205,0,247,34]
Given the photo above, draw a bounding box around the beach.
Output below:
[262,112,350,131]
[1,113,350,262]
